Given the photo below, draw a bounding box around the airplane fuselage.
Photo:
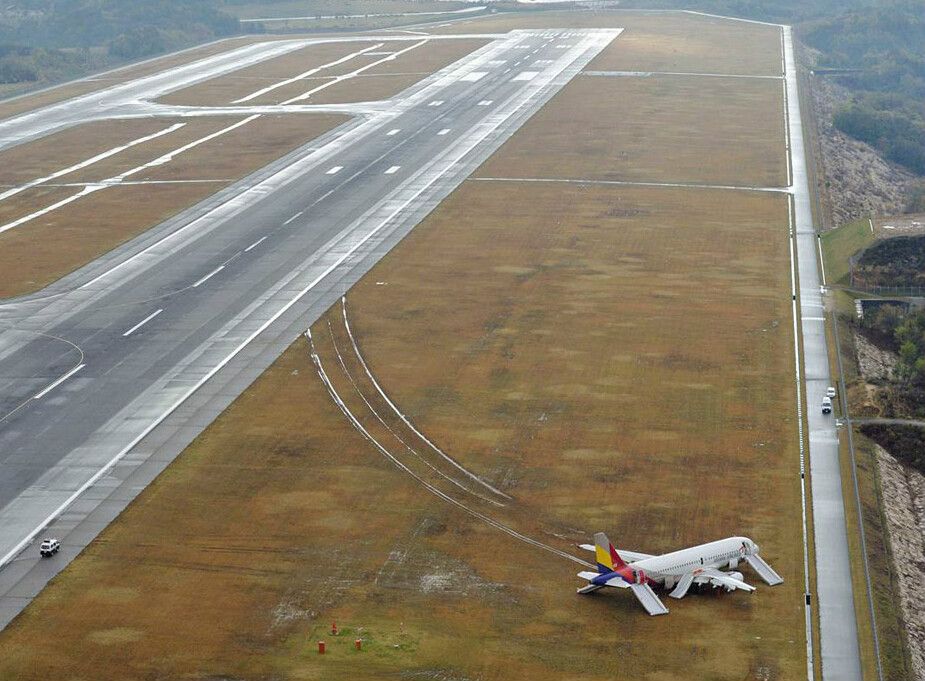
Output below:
[633,536,752,584]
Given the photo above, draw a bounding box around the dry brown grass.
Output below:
[439,10,782,78]
[0,181,803,681]
[476,73,787,187]
[0,114,344,297]
[0,119,173,185]
[305,38,486,104]
[158,41,401,107]
[163,38,487,107]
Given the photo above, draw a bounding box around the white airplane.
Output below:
[576,532,783,616]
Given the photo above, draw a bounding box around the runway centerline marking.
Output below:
[477,99,492,106]
[192,265,225,288]
[122,309,163,337]
[34,364,85,400]
[428,100,444,107]
[245,236,268,252]
[384,165,401,174]
[437,128,450,135]
[387,128,401,136]
[326,166,343,175]
[283,210,303,225]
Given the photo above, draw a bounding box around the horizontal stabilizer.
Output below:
[745,554,784,586]
[577,571,600,581]
[630,583,669,616]
[669,572,694,599]
[577,583,605,595]
[578,544,653,563]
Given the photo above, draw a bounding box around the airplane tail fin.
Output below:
[593,532,628,573]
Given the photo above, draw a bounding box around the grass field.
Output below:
[0,11,809,681]
[0,113,345,298]
[476,73,787,188]
[820,218,876,286]
[162,38,488,108]
[157,41,403,107]
[440,10,783,78]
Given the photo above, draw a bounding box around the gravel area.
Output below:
[874,445,925,681]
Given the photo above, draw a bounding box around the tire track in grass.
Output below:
[306,328,592,568]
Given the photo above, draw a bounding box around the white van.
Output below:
[821,397,833,414]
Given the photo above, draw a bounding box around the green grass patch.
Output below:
[821,218,875,286]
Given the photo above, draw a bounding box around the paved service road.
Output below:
[784,25,863,681]
[0,28,621,628]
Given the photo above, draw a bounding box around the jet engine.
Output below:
[711,571,745,591]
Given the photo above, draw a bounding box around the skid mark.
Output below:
[306,328,591,568]
[325,318,504,507]
[341,296,511,500]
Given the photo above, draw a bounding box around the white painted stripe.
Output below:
[283,210,303,225]
[233,43,384,103]
[0,185,103,236]
[384,165,401,174]
[460,71,486,82]
[0,115,264,237]
[428,100,444,106]
[387,128,401,136]
[477,99,492,106]
[244,236,267,252]
[33,364,85,400]
[117,116,261,183]
[817,236,827,286]
[326,166,343,175]
[513,71,539,81]
[0,124,185,205]
[122,309,163,337]
[437,128,450,135]
[192,265,225,288]
[282,40,428,105]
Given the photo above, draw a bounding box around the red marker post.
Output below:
[318,641,326,655]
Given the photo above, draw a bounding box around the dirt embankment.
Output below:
[873,445,925,681]
[810,75,915,228]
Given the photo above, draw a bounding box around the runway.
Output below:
[0,28,620,628]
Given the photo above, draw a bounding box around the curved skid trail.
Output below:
[325,318,504,507]
[306,328,591,568]
[340,296,512,500]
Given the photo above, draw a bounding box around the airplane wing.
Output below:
[745,554,784,586]
[578,544,654,563]
[630,583,669,616]
[699,567,756,592]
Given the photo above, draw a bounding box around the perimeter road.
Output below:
[784,24,864,681]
